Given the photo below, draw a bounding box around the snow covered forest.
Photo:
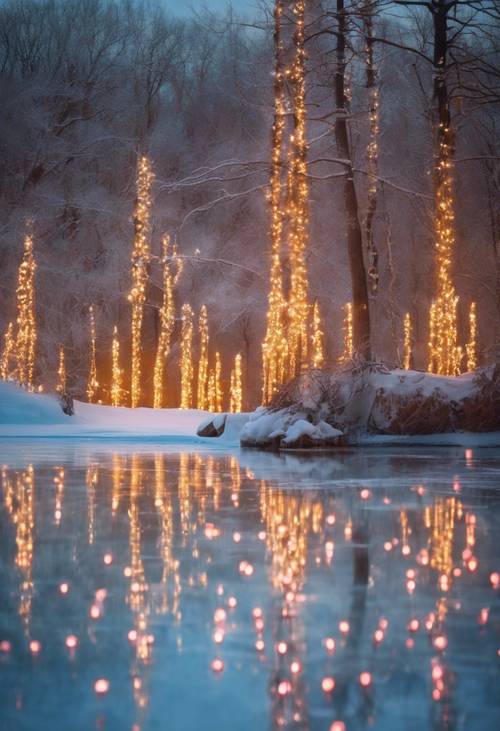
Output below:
[0,0,499,409]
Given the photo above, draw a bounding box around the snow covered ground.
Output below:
[1,378,499,447]
[0,382,243,444]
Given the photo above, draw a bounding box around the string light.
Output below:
[428,128,461,376]
[180,304,194,409]
[208,369,216,412]
[286,0,310,380]
[129,155,154,408]
[340,303,353,363]
[57,346,66,394]
[111,326,123,407]
[86,305,99,403]
[311,301,324,368]
[1,322,14,380]
[229,353,243,413]
[197,305,209,410]
[466,302,477,372]
[403,312,412,370]
[215,351,223,412]
[15,232,36,390]
[262,0,288,405]
[153,235,175,408]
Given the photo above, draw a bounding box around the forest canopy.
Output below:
[0,0,499,408]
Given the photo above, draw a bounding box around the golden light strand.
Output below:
[180,304,194,409]
[86,305,99,403]
[153,235,175,408]
[1,322,15,380]
[215,351,223,412]
[197,305,209,410]
[340,302,353,364]
[15,232,36,390]
[466,301,477,372]
[57,346,66,394]
[129,155,154,408]
[229,353,243,413]
[403,312,412,370]
[207,369,216,412]
[111,326,123,407]
[286,0,310,380]
[262,0,288,405]
[428,128,461,376]
[311,300,324,368]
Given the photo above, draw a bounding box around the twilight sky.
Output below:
[163,0,257,16]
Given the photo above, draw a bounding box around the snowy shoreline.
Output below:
[1,381,500,448]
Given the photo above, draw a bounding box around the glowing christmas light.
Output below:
[197,305,209,410]
[262,0,288,404]
[340,303,353,363]
[180,304,194,409]
[286,0,310,379]
[1,322,15,380]
[466,301,477,371]
[230,353,243,413]
[208,369,216,412]
[403,312,412,370]
[215,351,223,412]
[111,326,123,407]
[129,155,154,408]
[57,346,66,394]
[14,232,36,390]
[86,305,99,403]
[153,235,175,408]
[311,300,324,368]
[428,128,461,376]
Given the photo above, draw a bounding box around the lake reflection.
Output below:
[0,443,499,731]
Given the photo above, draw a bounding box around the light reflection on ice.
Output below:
[0,443,499,731]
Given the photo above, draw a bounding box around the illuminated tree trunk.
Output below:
[286,0,310,378]
[262,0,289,404]
[153,235,175,409]
[197,305,209,410]
[339,302,353,364]
[403,312,412,370]
[180,304,194,409]
[57,346,66,394]
[229,353,243,413]
[466,302,477,371]
[111,326,123,407]
[15,232,37,390]
[215,351,223,412]
[130,155,154,408]
[1,322,14,380]
[311,301,324,368]
[335,0,371,360]
[425,0,461,375]
[87,305,99,403]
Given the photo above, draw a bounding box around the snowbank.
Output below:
[0,382,237,444]
[239,365,500,449]
[240,407,344,449]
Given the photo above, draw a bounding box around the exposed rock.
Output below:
[196,413,227,437]
[239,364,500,449]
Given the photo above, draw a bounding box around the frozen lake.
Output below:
[0,441,499,731]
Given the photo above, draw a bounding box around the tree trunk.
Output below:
[335,0,371,360]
